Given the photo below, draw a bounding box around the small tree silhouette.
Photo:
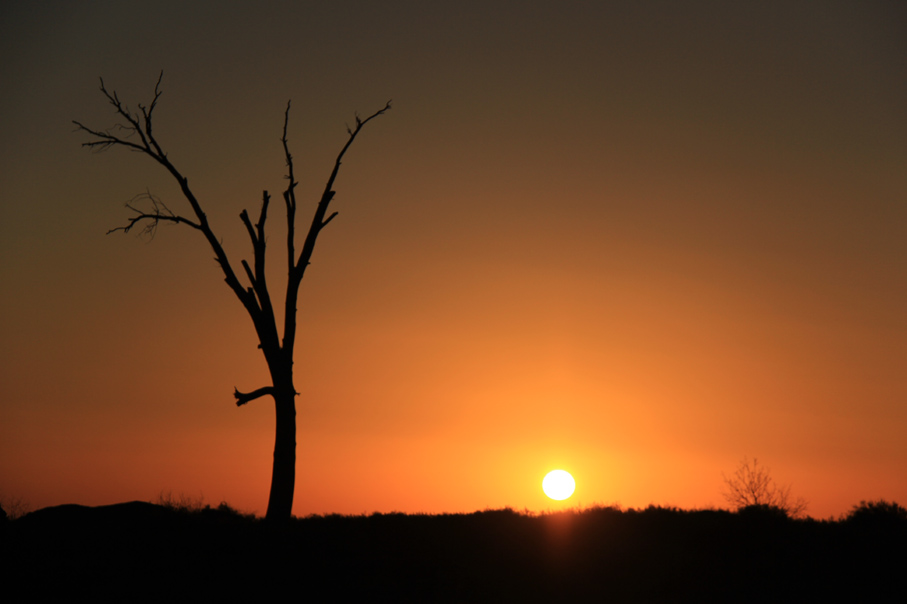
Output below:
[74,73,390,521]
[722,457,808,517]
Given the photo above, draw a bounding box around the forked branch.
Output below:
[281,100,392,354]
[73,72,164,157]
[107,191,201,237]
[76,73,270,348]
[305,100,392,268]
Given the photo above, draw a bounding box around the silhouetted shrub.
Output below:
[199,501,257,522]
[156,491,207,513]
[845,499,907,525]
[0,494,31,520]
[737,503,792,521]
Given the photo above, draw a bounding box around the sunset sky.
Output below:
[1,1,905,519]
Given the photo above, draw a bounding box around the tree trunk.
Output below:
[265,382,297,521]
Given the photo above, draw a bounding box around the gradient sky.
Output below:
[2,1,905,518]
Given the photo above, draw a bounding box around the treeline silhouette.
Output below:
[3,501,905,602]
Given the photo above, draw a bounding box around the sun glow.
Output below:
[542,470,576,500]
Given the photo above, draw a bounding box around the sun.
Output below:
[542,469,576,501]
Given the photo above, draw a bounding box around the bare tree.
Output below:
[722,457,808,517]
[74,73,390,521]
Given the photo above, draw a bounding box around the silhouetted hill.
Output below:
[3,503,905,602]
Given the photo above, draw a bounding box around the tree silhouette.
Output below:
[74,73,390,521]
[722,457,808,517]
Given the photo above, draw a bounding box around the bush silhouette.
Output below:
[737,503,792,520]
[845,499,907,525]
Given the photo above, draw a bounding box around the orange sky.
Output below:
[1,1,905,519]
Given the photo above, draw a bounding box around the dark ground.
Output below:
[2,502,905,602]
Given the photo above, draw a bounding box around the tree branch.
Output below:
[256,190,270,244]
[72,121,148,154]
[240,209,258,245]
[239,193,278,350]
[106,192,202,237]
[282,102,297,278]
[234,386,276,407]
[138,71,164,154]
[77,73,276,353]
[241,259,257,288]
[322,211,339,228]
[299,101,392,271]
[282,100,392,354]
[73,74,161,158]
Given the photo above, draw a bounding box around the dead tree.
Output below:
[722,457,808,517]
[74,73,390,521]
